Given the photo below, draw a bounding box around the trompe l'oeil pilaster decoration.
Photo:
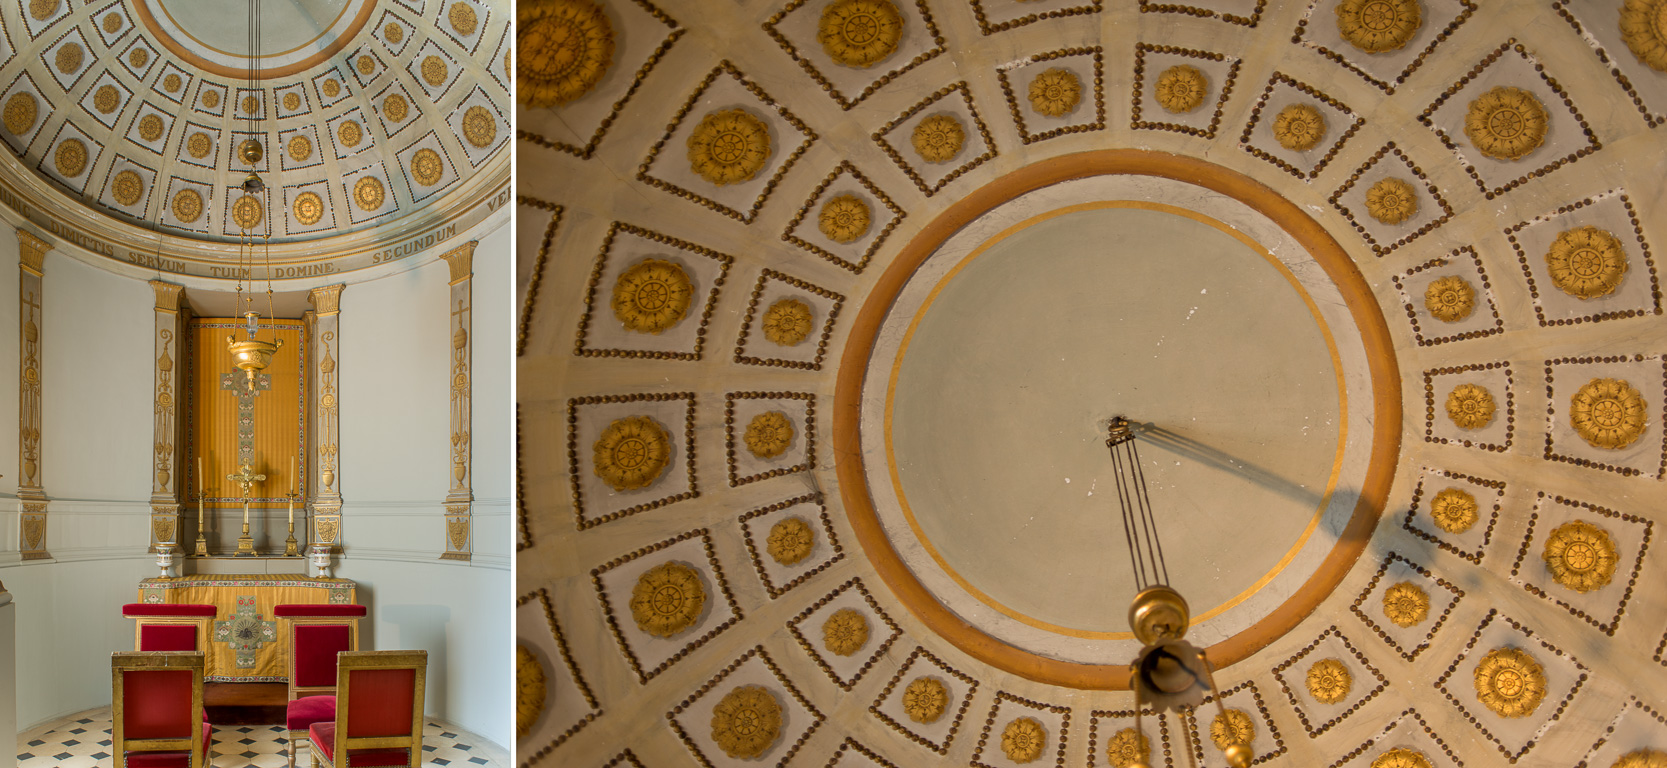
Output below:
[17,228,50,561]
[307,284,345,576]
[150,280,185,556]
[442,241,477,562]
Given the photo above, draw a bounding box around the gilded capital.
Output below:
[150,280,185,312]
[441,240,477,284]
[16,228,49,275]
[308,283,345,315]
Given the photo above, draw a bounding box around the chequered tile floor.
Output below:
[17,708,509,768]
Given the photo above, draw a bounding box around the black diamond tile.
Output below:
[424,745,438,752]
[77,718,93,724]
[69,728,86,734]
[441,732,457,739]
[16,753,33,760]
[62,740,78,747]
[53,753,71,760]
[456,744,473,751]
[98,740,112,746]
[92,752,110,760]
[468,758,488,765]
[239,738,256,745]
[27,740,43,746]
[432,760,451,766]
[241,751,259,758]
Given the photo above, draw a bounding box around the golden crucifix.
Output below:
[228,463,265,557]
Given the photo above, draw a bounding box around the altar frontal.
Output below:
[139,574,355,682]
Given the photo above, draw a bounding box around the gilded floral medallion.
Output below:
[384,93,410,122]
[1371,748,1433,768]
[1543,519,1617,593]
[1306,658,1352,704]
[766,516,815,565]
[710,685,782,759]
[1105,727,1151,768]
[744,411,795,459]
[242,95,260,115]
[1620,0,1667,71]
[283,92,301,111]
[353,176,386,211]
[1473,647,1546,718]
[1423,275,1476,322]
[138,115,165,142]
[450,2,479,35]
[1155,65,1207,113]
[611,259,693,334]
[130,49,149,68]
[422,55,449,86]
[1429,487,1478,533]
[1463,86,1548,162]
[822,607,870,656]
[4,92,37,135]
[911,114,965,163]
[1273,103,1327,151]
[54,138,88,177]
[818,194,871,244]
[110,170,143,206]
[1028,68,1082,118]
[687,108,773,186]
[1210,708,1255,751]
[1365,178,1417,224]
[172,189,204,223]
[1545,226,1628,299]
[93,85,119,114]
[1570,378,1647,449]
[322,78,341,98]
[818,0,904,69]
[463,105,497,148]
[628,561,705,637]
[29,0,58,21]
[188,132,213,159]
[516,645,545,737]
[902,676,947,723]
[339,120,364,148]
[1445,384,1495,430]
[592,415,671,492]
[518,0,616,107]
[293,191,325,226]
[1614,749,1667,768]
[1001,717,1047,763]
[55,43,83,74]
[411,148,445,187]
[201,88,220,109]
[1335,0,1422,54]
[232,195,264,230]
[288,135,313,162]
[1382,581,1430,627]
[762,298,813,346]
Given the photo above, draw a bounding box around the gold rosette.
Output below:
[1463,86,1548,162]
[1155,65,1207,114]
[1210,708,1255,751]
[611,259,693,334]
[1545,226,1628,299]
[818,0,904,69]
[710,686,782,759]
[1001,717,1047,763]
[821,608,870,656]
[687,108,773,186]
[912,114,965,164]
[592,416,671,492]
[1473,647,1546,718]
[1429,487,1478,533]
[1371,748,1434,768]
[1621,0,1667,71]
[762,299,814,346]
[518,0,615,107]
[766,516,816,565]
[902,677,948,723]
[818,194,872,243]
[1570,377,1648,449]
[1105,727,1151,768]
[516,645,546,738]
[1614,749,1667,768]
[1444,384,1495,430]
[1543,520,1618,593]
[1382,581,1430,628]
[1365,177,1417,225]
[1423,275,1476,322]
[744,411,795,459]
[629,561,706,637]
[1028,68,1082,118]
[1335,0,1423,54]
[1273,103,1327,151]
[1306,658,1353,704]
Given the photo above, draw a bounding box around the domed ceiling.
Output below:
[519,1,1667,766]
[0,0,508,276]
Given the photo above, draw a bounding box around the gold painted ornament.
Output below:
[911,113,965,163]
[29,0,58,21]
[1365,177,1417,224]
[339,120,364,148]
[323,79,341,98]
[103,12,122,32]
[592,416,671,492]
[283,92,301,111]
[611,259,693,334]
[1155,65,1207,114]
[1001,717,1047,764]
[818,0,904,69]
[1622,0,1667,71]
[422,56,449,86]
[762,299,813,346]
[111,170,143,206]
[411,148,444,187]
[201,89,220,109]
[242,95,260,115]
[516,645,545,738]
[518,0,615,107]
[819,194,871,244]
[1545,226,1628,299]
[1371,748,1434,768]
[1273,103,1327,151]
[1028,68,1081,117]
[902,677,947,724]
[232,195,264,230]
[357,55,376,75]
[384,93,410,122]
[629,561,705,637]
[130,49,149,68]
[766,516,816,565]
[687,108,772,186]
[54,138,87,177]
[1444,383,1495,430]
[55,43,83,74]
[138,115,165,142]
[451,2,479,35]
[293,192,325,226]
[1429,487,1478,533]
[1473,647,1546,718]
[1306,658,1352,705]
[94,85,120,114]
[1424,275,1476,322]
[4,92,38,135]
[821,607,870,656]
[1614,749,1667,768]
[288,135,313,162]
[164,74,182,93]
[744,411,795,459]
[354,176,385,211]
[1570,378,1648,450]
[384,23,404,44]
[187,132,212,158]
[1210,708,1255,751]
[172,189,203,223]
[463,106,497,148]
[1382,581,1430,627]
[1543,519,1618,593]
[1105,727,1151,768]
[1335,0,1422,54]
[1463,86,1548,161]
[710,686,782,759]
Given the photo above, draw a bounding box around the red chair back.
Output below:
[275,604,365,700]
[318,650,426,768]
[345,668,416,737]
[111,652,207,766]
[123,604,216,652]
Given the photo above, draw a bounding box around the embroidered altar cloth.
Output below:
[139,574,356,682]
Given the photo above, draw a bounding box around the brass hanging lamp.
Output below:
[225,0,281,389]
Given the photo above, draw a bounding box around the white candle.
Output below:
[287,494,294,526]
[292,455,298,494]
[197,456,203,494]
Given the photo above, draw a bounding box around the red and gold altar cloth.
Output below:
[139,574,356,682]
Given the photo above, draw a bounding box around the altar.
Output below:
[139,574,356,682]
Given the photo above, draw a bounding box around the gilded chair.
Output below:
[121,603,217,652]
[309,650,426,768]
[111,651,212,767]
[275,603,366,768]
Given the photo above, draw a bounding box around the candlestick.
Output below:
[284,491,300,557]
[197,456,203,493]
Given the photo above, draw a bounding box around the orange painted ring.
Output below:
[831,150,1402,689]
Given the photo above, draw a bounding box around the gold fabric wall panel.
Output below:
[186,318,308,508]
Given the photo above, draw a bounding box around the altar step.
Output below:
[205,682,287,726]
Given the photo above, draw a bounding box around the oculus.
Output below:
[1273,103,1327,151]
[1105,727,1151,768]
[518,0,615,107]
[902,676,947,723]
[1382,581,1430,627]
[1444,383,1495,430]
[1210,708,1255,752]
[1545,226,1628,299]
[591,416,671,492]
[818,194,871,244]
[1473,647,1546,718]
[1423,275,1476,322]
[1371,748,1433,768]
[1028,68,1082,118]
[628,561,705,637]
[172,189,204,223]
[516,645,545,737]
[1365,178,1417,225]
[1428,487,1479,534]
[762,298,813,347]
[911,113,965,164]
[1615,750,1667,768]
[687,109,773,186]
[710,686,782,759]
[353,176,386,211]
[818,0,904,69]
[744,411,795,459]
[1463,87,1548,162]
[821,607,870,656]
[4,93,38,135]
[610,259,692,334]
[1001,717,1047,763]
[766,516,815,565]
[293,192,325,226]
[1570,377,1647,450]
[1306,658,1352,704]
[1621,0,1667,71]
[1335,0,1422,53]
[1542,519,1618,594]
[1155,65,1207,114]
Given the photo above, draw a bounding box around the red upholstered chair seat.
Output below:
[308,723,411,767]
[287,695,336,731]
[123,722,213,767]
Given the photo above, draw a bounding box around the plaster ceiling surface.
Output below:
[518,0,1667,766]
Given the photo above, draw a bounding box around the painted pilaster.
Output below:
[441,241,476,561]
[149,281,185,567]
[307,283,344,577]
[16,229,49,560]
